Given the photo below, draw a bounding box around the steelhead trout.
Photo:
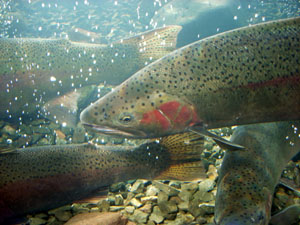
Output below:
[80,17,300,149]
[0,25,181,118]
[215,121,300,225]
[0,132,204,224]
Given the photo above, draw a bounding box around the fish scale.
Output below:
[80,17,300,139]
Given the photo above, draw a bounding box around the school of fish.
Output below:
[1,13,300,225]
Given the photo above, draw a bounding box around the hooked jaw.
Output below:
[81,122,147,138]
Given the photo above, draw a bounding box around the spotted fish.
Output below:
[0,132,204,224]
[215,121,300,225]
[0,25,181,118]
[80,17,300,149]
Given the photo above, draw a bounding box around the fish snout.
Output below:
[80,105,96,125]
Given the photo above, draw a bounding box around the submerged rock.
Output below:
[153,181,180,197]
[97,200,110,212]
[130,179,146,194]
[198,179,215,193]
[131,209,149,223]
[28,217,47,225]
[146,185,159,196]
[158,200,178,214]
[130,198,143,208]
[149,206,164,224]
[125,206,135,214]
[65,212,128,225]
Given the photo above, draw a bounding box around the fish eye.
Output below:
[119,113,134,124]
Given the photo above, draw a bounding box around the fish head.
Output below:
[80,79,200,138]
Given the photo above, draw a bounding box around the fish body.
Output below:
[214,121,300,225]
[80,17,300,140]
[0,132,204,224]
[0,25,181,118]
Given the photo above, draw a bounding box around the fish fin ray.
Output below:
[118,25,182,60]
[42,87,91,128]
[159,131,204,161]
[189,126,245,151]
[155,161,206,181]
[155,132,206,181]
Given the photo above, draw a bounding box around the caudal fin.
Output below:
[155,132,206,181]
[119,25,182,62]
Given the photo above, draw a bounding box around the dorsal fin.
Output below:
[117,25,182,61]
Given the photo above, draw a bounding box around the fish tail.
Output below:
[155,132,206,181]
[120,25,182,60]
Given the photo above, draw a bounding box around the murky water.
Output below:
[0,1,299,224]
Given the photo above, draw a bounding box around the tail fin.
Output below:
[42,90,80,128]
[118,25,182,61]
[155,132,206,181]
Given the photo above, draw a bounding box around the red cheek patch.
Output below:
[153,110,171,131]
[174,105,192,126]
[141,109,171,131]
[141,101,199,132]
[159,101,181,121]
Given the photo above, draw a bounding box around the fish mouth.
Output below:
[82,123,146,138]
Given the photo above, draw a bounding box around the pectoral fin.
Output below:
[155,132,206,181]
[188,126,245,151]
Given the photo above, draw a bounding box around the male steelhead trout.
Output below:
[0,132,204,224]
[80,17,300,149]
[0,25,181,118]
[215,121,300,225]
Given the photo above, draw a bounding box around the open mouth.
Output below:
[82,123,146,138]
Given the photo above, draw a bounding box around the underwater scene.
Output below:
[0,0,300,224]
